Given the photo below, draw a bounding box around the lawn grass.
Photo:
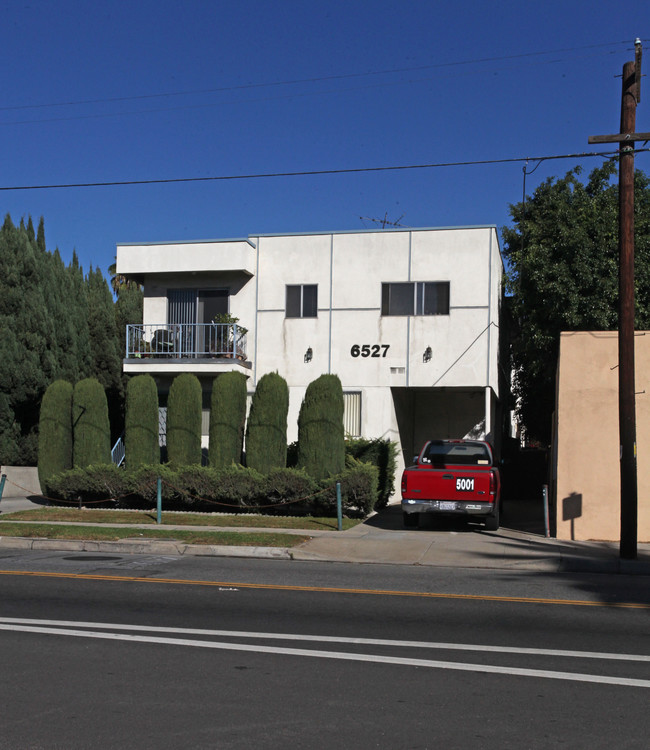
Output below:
[0,522,310,547]
[1,507,361,531]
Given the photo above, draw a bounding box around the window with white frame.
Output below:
[343,392,361,438]
[286,284,317,318]
[381,281,449,316]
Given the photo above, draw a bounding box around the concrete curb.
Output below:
[0,535,293,560]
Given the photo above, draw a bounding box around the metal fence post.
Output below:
[336,481,342,531]
[542,484,550,538]
[157,477,162,525]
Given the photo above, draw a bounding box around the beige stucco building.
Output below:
[554,331,650,541]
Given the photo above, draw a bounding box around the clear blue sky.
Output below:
[2,0,648,278]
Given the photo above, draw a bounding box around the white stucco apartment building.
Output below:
[116,226,506,482]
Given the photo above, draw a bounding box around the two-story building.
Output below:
[116,226,506,483]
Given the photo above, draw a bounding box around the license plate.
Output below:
[456,477,475,492]
[439,501,457,511]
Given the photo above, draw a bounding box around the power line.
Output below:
[1,56,626,127]
[0,149,645,192]
[0,40,637,115]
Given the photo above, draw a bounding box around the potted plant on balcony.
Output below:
[211,313,248,359]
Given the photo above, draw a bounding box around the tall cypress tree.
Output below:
[38,380,73,490]
[297,374,345,480]
[167,373,202,466]
[209,371,247,467]
[245,372,289,473]
[125,375,160,467]
[72,378,111,468]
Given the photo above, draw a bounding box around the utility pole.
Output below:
[589,39,649,559]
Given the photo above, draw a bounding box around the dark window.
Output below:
[417,282,450,315]
[421,441,491,467]
[381,282,449,316]
[381,282,414,315]
[286,284,317,318]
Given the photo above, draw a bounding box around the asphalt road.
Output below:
[1,550,649,749]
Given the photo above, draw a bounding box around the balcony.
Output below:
[124,323,251,376]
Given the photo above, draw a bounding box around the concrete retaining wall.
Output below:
[0,466,42,497]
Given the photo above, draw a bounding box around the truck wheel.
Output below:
[403,512,419,528]
[484,505,500,531]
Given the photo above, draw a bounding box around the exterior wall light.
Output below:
[304,347,313,363]
[423,346,432,363]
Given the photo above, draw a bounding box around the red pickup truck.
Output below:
[401,439,501,530]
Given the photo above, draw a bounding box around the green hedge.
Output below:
[46,462,377,517]
[344,437,397,509]
[47,463,127,505]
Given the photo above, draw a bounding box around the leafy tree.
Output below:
[66,250,93,379]
[72,378,111,468]
[114,283,143,361]
[0,215,122,465]
[245,372,289,473]
[85,266,123,439]
[37,380,73,491]
[36,216,46,253]
[167,373,202,466]
[86,266,123,395]
[209,372,247,468]
[0,214,53,463]
[125,375,160,468]
[501,161,650,443]
[297,374,345,480]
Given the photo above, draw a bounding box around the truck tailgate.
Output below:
[405,466,494,502]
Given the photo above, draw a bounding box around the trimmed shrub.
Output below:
[313,463,379,517]
[47,463,128,505]
[262,467,317,515]
[72,378,111,468]
[209,371,247,468]
[245,372,289,473]
[297,374,345,480]
[345,437,397,509]
[210,465,266,510]
[123,464,177,508]
[125,375,160,468]
[38,380,73,492]
[166,373,202,466]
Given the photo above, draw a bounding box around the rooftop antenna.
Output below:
[360,212,406,229]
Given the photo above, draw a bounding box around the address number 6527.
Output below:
[350,344,390,358]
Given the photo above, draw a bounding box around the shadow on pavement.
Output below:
[364,497,546,536]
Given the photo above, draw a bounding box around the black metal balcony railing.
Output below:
[126,323,248,360]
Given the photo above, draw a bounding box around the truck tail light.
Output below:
[489,470,497,499]
[401,473,407,494]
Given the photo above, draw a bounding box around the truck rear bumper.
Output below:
[402,499,496,517]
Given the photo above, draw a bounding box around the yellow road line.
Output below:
[0,569,648,608]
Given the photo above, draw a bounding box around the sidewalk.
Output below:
[1,496,649,575]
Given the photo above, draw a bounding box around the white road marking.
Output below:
[0,617,648,662]
[0,619,648,688]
